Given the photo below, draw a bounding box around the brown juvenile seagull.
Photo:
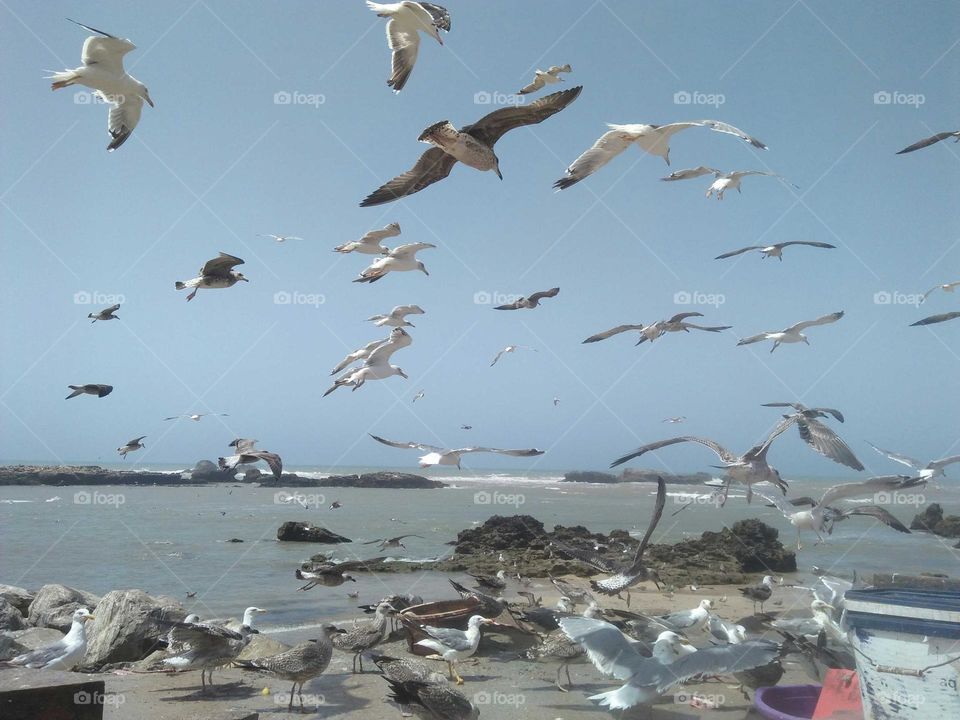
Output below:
[88,303,120,322]
[360,86,583,206]
[494,287,559,310]
[911,311,960,327]
[218,438,282,480]
[66,383,113,399]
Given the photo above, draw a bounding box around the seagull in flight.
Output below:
[363,534,424,550]
[360,87,582,206]
[175,253,248,301]
[413,389,425,403]
[258,234,302,243]
[370,434,543,468]
[368,304,425,327]
[662,417,686,424]
[582,313,730,345]
[218,438,283,481]
[494,287,559,310]
[922,281,960,302]
[761,402,863,471]
[896,130,960,155]
[490,345,536,366]
[518,64,572,95]
[715,241,836,261]
[661,166,796,200]
[324,329,411,395]
[354,243,435,283]
[66,384,112,399]
[367,2,451,93]
[911,311,960,327]
[334,223,401,255]
[88,304,120,322]
[48,19,154,151]
[737,311,843,353]
[330,329,405,375]
[117,435,146,458]
[164,412,228,422]
[866,442,960,480]
[554,119,766,190]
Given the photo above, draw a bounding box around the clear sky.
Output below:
[1,1,958,477]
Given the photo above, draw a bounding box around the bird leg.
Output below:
[797,529,803,551]
[288,681,296,711]
[186,289,197,301]
[626,590,632,609]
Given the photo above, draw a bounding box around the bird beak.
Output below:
[495,168,503,180]
[85,614,96,622]
[420,267,429,276]
[398,369,409,379]
[143,92,155,108]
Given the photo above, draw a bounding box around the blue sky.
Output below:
[1,1,958,476]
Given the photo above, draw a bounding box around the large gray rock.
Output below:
[0,584,34,615]
[235,634,289,662]
[2,626,64,660]
[277,521,351,543]
[27,584,101,631]
[0,597,25,631]
[81,589,185,670]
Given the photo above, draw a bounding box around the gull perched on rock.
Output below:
[354,243,435,283]
[490,344,536,366]
[896,130,960,154]
[367,2,451,92]
[117,435,146,458]
[519,64,572,94]
[368,304,425,327]
[661,166,796,199]
[554,119,766,189]
[911,311,960,327]
[334,222,401,254]
[384,679,479,720]
[737,311,844,353]
[66,383,112,399]
[2,608,94,670]
[88,303,120,322]
[243,627,342,712]
[218,438,283,480]
[370,434,544,468]
[922,281,960,302]
[762,402,863,471]
[48,19,154,151]
[361,87,582,206]
[411,614,492,684]
[494,287,559,310]
[866,442,960,480]
[175,253,248,301]
[716,241,836,261]
[325,328,411,395]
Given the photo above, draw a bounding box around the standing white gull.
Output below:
[117,435,146,458]
[518,64,572,95]
[324,328,412,395]
[656,599,714,631]
[896,130,960,154]
[922,281,960,302]
[554,119,766,190]
[88,303,120,322]
[737,311,844,353]
[258,233,302,243]
[716,241,836,261]
[2,608,94,670]
[368,304,425,327]
[661,166,796,199]
[489,344,536,366]
[354,243,435,283]
[761,402,863,471]
[411,614,492,684]
[370,434,543,468]
[48,19,154,151]
[911,311,960,327]
[866,442,960,480]
[360,87,582,206]
[175,253,248,301]
[334,222,401,254]
[493,287,559,310]
[367,2,450,93]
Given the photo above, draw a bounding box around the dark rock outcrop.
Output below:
[619,469,715,485]
[911,503,960,538]
[277,522,351,543]
[563,471,619,483]
[277,472,445,488]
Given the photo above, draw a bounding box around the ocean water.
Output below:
[2,469,958,634]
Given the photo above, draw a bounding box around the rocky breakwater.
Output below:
[911,503,960,546]
[0,461,236,486]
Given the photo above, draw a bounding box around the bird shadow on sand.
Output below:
[155,680,260,702]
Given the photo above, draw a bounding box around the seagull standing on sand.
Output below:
[331,602,394,673]
[554,119,766,189]
[911,311,960,327]
[175,253,248,301]
[244,627,342,712]
[48,19,154,151]
[661,166,796,200]
[354,243,435,283]
[739,576,777,614]
[367,2,451,92]
[334,223,401,254]
[896,130,960,154]
[866,442,960,480]
[737,311,844,353]
[66,383,112,399]
[218,438,283,481]
[384,679,479,720]
[370,434,544,468]
[2,608,94,670]
[761,403,863,471]
[656,599,714,631]
[258,234,302,243]
[412,615,492,684]
[490,345,536,366]
[494,287,559,310]
[117,435,146,458]
[519,64,572,94]
[325,328,412,395]
[716,241,836,261]
[368,304,425,327]
[88,303,120,322]
[360,87,582,206]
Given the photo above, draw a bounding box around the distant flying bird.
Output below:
[329,500,342,510]
[866,442,960,480]
[367,1,451,93]
[48,19,154,151]
[911,311,960,327]
[737,311,844,353]
[66,384,112,399]
[218,438,283,481]
[518,64,572,94]
[363,534,424,550]
[354,243,435,283]
[88,303,120,322]
[661,166,796,200]
[896,130,960,155]
[163,412,228,422]
[360,86,582,206]
[325,328,412,395]
[334,222,401,255]
[370,434,544,468]
[117,435,146,458]
[583,313,729,346]
[715,241,836,261]
[413,389,425,403]
[368,304,425,327]
[175,253,248,301]
[553,397,560,406]
[490,344,536,366]
[554,119,766,190]
[258,234,302,242]
[761,402,863,471]
[460,424,472,430]
[922,281,960,302]
[494,287,559,310]
[662,417,686,424]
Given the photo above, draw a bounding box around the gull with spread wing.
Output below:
[368,304,425,327]
[117,435,146,458]
[761,402,863,471]
[218,438,283,481]
[737,311,844,353]
[367,2,451,92]
[716,241,836,261]
[370,434,543,468]
[88,303,120,322]
[866,442,960,480]
[494,287,559,310]
[334,222,401,254]
[518,64,572,94]
[175,253,248,301]
[324,328,412,395]
[661,166,796,199]
[354,243,435,283]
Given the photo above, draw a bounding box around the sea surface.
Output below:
[2,465,958,636]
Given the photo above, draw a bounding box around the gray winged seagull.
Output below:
[66,383,112,399]
[762,402,863,470]
[325,328,411,394]
[716,241,836,261]
[218,438,283,480]
[330,328,406,375]
[922,281,960,302]
[583,312,730,345]
[661,166,796,199]
[354,243,435,282]
[866,441,960,480]
[363,534,424,550]
[175,253,248,301]
[911,311,960,327]
[384,678,479,719]
[494,287,559,310]
[258,233,302,242]
[360,86,582,206]
[412,614,492,684]
[163,412,228,422]
[367,2,451,92]
[737,311,843,352]
[88,303,120,322]
[334,222,401,254]
[490,344,536,366]
[897,130,960,154]
[518,64,572,94]
[739,576,777,614]
[554,119,766,190]
[117,435,146,458]
[368,304,425,326]
[370,434,543,468]
[3,608,94,670]
[48,19,154,151]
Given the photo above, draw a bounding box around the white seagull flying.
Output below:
[334,223,401,254]
[370,434,544,468]
[661,166,796,200]
[367,2,451,93]
[715,241,836,261]
[737,311,844,353]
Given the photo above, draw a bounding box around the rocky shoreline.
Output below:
[563,469,716,484]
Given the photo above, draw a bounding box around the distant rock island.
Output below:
[563,469,716,484]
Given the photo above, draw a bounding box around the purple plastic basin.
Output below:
[754,684,823,720]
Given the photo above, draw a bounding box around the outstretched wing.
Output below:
[660,166,721,181]
[455,447,544,457]
[528,287,560,303]
[467,86,583,147]
[797,418,863,471]
[369,434,444,453]
[834,505,910,533]
[715,246,761,259]
[625,477,666,566]
[779,241,836,250]
[582,324,645,343]
[911,311,960,327]
[611,436,736,468]
[360,147,459,207]
[554,129,635,190]
[865,442,924,471]
[559,616,644,680]
[786,311,844,333]
[201,253,244,277]
[819,475,922,508]
[896,131,959,154]
[694,119,768,149]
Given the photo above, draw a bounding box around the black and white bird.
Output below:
[715,241,836,261]
[583,312,729,345]
[325,328,412,395]
[88,303,120,322]
[739,576,777,614]
[367,2,451,92]
[330,328,408,375]
[117,435,146,458]
[354,243,435,282]
[218,438,282,481]
[258,233,302,243]
[175,253,248,301]
[494,287,559,310]
[66,384,112,399]
[370,434,543,468]
[411,615,492,684]
[737,311,844,353]
[761,402,863,471]
[661,166,796,199]
[158,610,262,690]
